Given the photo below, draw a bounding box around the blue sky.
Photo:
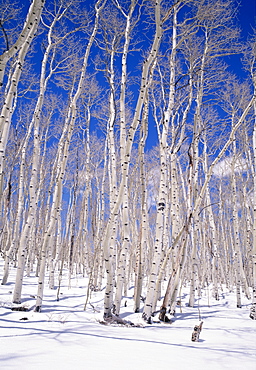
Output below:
[227,0,255,78]
[238,0,255,38]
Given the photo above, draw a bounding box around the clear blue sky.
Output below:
[228,0,256,78]
[237,0,255,38]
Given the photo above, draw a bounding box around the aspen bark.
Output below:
[103,37,118,317]
[134,97,149,313]
[0,0,44,86]
[34,0,106,311]
[250,72,256,318]
[114,0,136,317]
[103,0,164,318]
[1,121,33,285]
[0,0,44,200]
[12,6,70,303]
[157,73,255,320]
[230,144,251,306]
[143,1,177,321]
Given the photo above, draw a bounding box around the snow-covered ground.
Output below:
[1,261,255,370]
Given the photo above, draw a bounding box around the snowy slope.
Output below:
[0,261,255,370]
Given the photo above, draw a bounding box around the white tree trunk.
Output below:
[34,0,106,311]
[134,96,149,313]
[12,7,68,302]
[113,0,136,316]
[1,120,33,285]
[103,0,164,318]
[0,0,44,86]
[250,71,256,319]
[0,0,44,199]
[143,1,177,321]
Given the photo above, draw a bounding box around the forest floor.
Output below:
[0,260,256,370]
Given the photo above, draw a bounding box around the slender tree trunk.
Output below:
[0,0,44,87]
[34,0,106,311]
[134,97,149,313]
[143,1,177,321]
[0,0,44,200]
[12,9,67,302]
[113,0,136,316]
[103,0,164,319]
[250,73,256,319]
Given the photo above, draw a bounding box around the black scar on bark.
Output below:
[158,202,165,211]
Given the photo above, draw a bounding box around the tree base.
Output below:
[142,312,152,324]
[159,307,172,323]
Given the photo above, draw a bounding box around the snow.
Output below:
[1,261,256,370]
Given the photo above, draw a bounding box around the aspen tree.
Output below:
[113,0,137,317]
[202,129,227,300]
[34,84,77,311]
[230,139,250,307]
[219,78,253,304]
[64,150,80,285]
[155,60,193,320]
[100,29,119,316]
[76,112,92,276]
[252,95,256,318]
[30,105,53,279]
[134,88,150,313]
[187,33,207,306]
[205,178,221,299]
[144,0,230,321]
[91,140,108,291]
[218,182,232,288]
[247,37,256,318]
[0,0,44,200]
[34,0,106,312]
[1,119,33,285]
[1,0,254,322]
[102,0,165,318]
[143,3,178,320]
[143,0,187,321]
[0,0,44,86]
[0,0,20,54]
[184,0,241,307]
[74,82,103,281]
[13,3,81,303]
[158,59,255,322]
[241,176,253,288]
